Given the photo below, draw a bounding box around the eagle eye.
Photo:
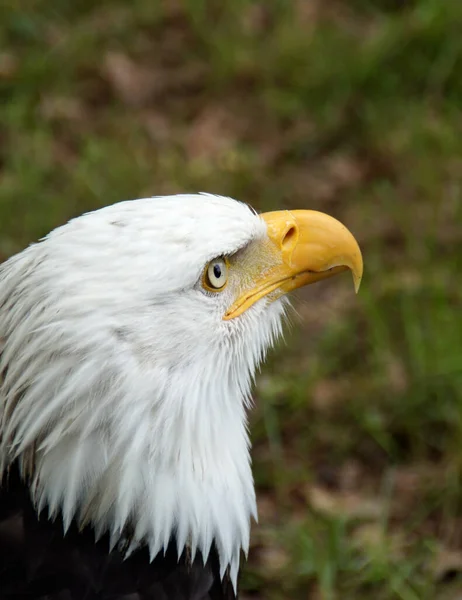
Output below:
[203,257,229,291]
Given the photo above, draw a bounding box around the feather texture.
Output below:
[0,466,236,600]
[0,194,289,592]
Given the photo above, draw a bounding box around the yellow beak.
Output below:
[224,210,363,320]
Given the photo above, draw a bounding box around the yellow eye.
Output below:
[203,257,229,291]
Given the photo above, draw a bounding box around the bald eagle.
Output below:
[0,194,362,599]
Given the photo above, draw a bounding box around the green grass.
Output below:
[2,0,462,597]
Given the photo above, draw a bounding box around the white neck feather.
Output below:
[0,195,288,588]
[0,276,286,587]
[26,356,257,585]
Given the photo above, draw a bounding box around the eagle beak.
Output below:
[224,209,363,320]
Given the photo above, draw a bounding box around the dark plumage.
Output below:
[0,467,236,600]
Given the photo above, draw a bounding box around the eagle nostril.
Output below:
[281,225,297,250]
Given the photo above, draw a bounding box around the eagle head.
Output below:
[0,194,362,586]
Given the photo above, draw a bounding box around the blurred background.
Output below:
[1,1,462,598]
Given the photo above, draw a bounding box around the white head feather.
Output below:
[0,194,289,587]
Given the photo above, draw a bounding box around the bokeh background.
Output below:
[2,1,462,598]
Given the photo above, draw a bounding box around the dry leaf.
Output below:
[294,0,323,26]
[433,546,462,583]
[0,53,18,79]
[143,112,173,145]
[39,96,85,122]
[311,378,349,411]
[102,52,160,108]
[325,153,365,188]
[241,3,270,34]
[185,106,242,162]
[386,356,408,394]
[307,485,384,520]
[256,492,279,523]
[258,544,289,572]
